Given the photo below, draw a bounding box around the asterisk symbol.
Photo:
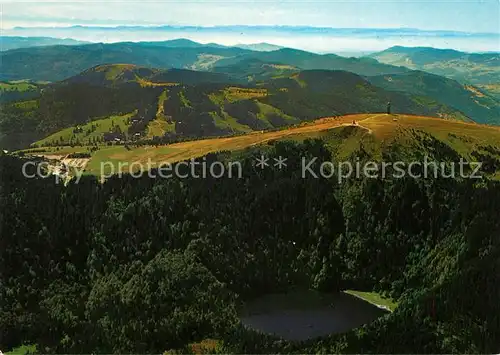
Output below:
[255,155,269,169]
[274,156,287,169]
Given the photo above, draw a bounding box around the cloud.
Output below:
[3,25,498,53]
[1,0,499,33]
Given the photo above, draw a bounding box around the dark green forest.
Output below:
[1,138,499,353]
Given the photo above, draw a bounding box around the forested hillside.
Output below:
[2,41,500,152]
[212,47,410,76]
[1,137,499,353]
[0,65,481,151]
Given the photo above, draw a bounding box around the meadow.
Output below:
[34,111,137,146]
[19,113,500,177]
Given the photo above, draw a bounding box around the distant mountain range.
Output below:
[234,43,284,52]
[0,36,282,53]
[5,25,499,54]
[0,41,249,81]
[65,64,236,86]
[120,38,284,52]
[369,46,500,85]
[0,36,89,51]
[2,37,498,87]
[0,40,410,82]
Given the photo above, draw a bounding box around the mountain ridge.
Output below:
[368,45,500,85]
[0,41,409,82]
[0,36,90,51]
[0,64,477,150]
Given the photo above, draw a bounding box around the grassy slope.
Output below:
[208,87,272,132]
[208,87,268,104]
[0,81,44,104]
[344,290,398,312]
[23,85,273,148]
[18,113,500,177]
[4,344,37,355]
[255,102,300,126]
[477,83,500,100]
[146,89,175,138]
[360,114,500,157]
[0,81,38,92]
[34,112,136,146]
[147,118,175,138]
[12,100,38,110]
[211,111,254,133]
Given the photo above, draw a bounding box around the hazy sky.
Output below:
[1,0,499,33]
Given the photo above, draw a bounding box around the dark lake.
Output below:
[240,291,388,341]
